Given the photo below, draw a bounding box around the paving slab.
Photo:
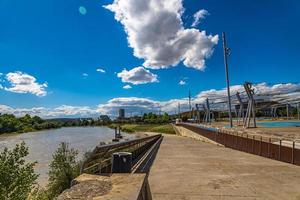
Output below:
[148,134,300,200]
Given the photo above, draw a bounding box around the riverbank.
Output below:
[109,124,175,135]
[0,127,135,186]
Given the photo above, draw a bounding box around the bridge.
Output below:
[58,124,300,200]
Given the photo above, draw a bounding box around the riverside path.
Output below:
[148,134,300,200]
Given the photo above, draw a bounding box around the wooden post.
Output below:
[260,136,262,156]
[235,132,238,149]
[215,131,217,142]
[292,141,295,164]
[268,138,271,158]
[246,134,249,152]
[279,140,282,160]
[252,135,255,154]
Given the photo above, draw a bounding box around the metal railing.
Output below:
[177,123,300,166]
[80,134,162,174]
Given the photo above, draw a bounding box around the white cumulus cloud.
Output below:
[2,82,299,118]
[179,80,186,85]
[96,68,106,73]
[98,97,161,116]
[104,0,218,70]
[123,85,132,89]
[117,66,158,85]
[97,82,300,116]
[192,9,209,27]
[0,105,99,118]
[3,71,47,97]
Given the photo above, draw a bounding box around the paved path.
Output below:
[148,134,300,200]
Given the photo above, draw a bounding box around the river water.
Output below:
[0,126,134,186]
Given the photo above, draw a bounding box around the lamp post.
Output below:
[222,32,233,127]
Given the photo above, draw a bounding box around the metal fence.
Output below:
[177,123,300,166]
[81,134,162,174]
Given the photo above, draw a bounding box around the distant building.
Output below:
[119,109,125,119]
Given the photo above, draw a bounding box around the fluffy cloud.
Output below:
[3,71,47,97]
[98,97,161,116]
[104,0,218,70]
[0,105,98,118]
[192,82,300,110]
[117,66,158,85]
[1,82,299,118]
[97,82,300,116]
[82,73,88,77]
[179,80,186,85]
[123,85,132,89]
[96,68,106,73]
[192,9,209,27]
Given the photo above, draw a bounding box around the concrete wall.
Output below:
[173,124,221,146]
[58,173,151,200]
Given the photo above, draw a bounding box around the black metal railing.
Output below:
[80,134,162,174]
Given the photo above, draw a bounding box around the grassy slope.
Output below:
[119,124,175,134]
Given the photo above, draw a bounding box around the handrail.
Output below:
[80,134,162,174]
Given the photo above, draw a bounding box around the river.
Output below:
[0,126,134,186]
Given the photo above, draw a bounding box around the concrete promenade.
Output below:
[148,134,300,200]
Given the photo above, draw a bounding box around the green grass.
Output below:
[118,124,175,135]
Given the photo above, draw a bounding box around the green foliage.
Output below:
[120,124,175,134]
[142,112,171,124]
[0,114,62,135]
[46,142,79,199]
[27,186,51,200]
[0,142,38,200]
[99,115,111,125]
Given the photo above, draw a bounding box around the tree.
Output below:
[0,142,38,200]
[47,142,79,199]
[99,115,111,124]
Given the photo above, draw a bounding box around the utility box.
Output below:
[112,152,132,173]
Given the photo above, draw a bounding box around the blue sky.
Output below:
[0,0,300,117]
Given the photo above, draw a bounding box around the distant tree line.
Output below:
[114,112,172,124]
[0,113,113,135]
[0,114,62,134]
[0,111,177,135]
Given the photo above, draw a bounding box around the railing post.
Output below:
[260,136,262,156]
[215,131,217,142]
[268,138,271,158]
[279,140,282,160]
[292,141,295,164]
[252,135,255,154]
[246,134,248,152]
[235,133,237,149]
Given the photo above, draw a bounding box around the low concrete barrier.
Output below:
[172,124,221,146]
[58,173,152,200]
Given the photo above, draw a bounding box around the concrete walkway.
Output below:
[148,134,300,200]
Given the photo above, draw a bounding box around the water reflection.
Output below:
[0,127,134,186]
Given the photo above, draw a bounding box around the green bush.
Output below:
[46,142,80,199]
[0,142,38,200]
